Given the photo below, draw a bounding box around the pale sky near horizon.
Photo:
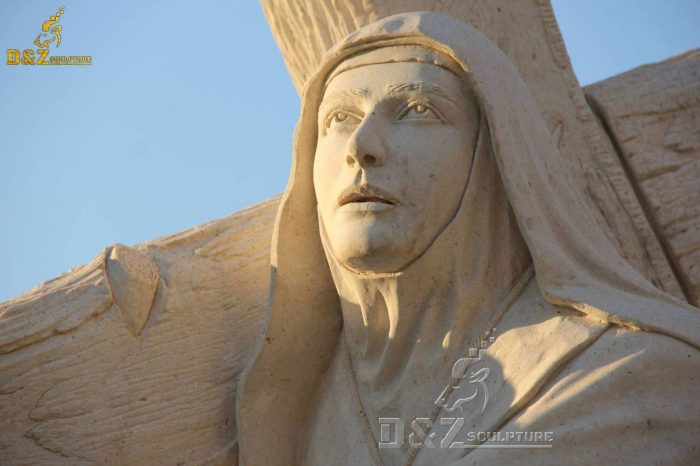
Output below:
[1,1,699,302]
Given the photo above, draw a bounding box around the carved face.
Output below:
[314,58,479,272]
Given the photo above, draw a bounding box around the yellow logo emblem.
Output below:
[6,6,92,66]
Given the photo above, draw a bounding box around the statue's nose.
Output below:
[346,119,386,168]
[346,152,382,167]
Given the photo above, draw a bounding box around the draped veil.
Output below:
[237,12,700,464]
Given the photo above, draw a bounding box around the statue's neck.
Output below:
[326,209,529,444]
[331,218,529,425]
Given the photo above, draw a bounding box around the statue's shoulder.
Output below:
[561,323,700,401]
[525,281,700,394]
[593,323,699,366]
[507,276,699,371]
[469,298,700,464]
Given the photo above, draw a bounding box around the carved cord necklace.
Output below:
[341,263,535,466]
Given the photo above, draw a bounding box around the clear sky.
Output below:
[1,1,698,302]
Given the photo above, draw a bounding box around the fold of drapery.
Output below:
[237,12,700,465]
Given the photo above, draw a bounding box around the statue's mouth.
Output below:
[338,185,399,207]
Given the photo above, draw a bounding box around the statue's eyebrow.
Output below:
[320,88,368,105]
[385,82,459,106]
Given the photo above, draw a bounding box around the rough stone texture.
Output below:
[261,0,685,299]
[0,198,278,465]
[239,12,700,465]
[586,50,700,306]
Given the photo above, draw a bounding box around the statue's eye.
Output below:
[326,110,360,130]
[398,102,441,121]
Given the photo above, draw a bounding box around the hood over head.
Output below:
[237,12,700,465]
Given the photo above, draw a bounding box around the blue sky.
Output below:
[1,0,698,302]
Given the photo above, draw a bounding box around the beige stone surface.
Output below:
[0,199,277,465]
[261,0,684,298]
[586,50,700,305]
[238,12,700,465]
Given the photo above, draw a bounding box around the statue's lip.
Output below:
[338,185,399,207]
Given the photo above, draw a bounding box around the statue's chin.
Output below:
[322,212,440,274]
[329,230,414,274]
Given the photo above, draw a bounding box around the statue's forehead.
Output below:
[321,51,474,111]
[321,66,464,112]
[325,45,465,87]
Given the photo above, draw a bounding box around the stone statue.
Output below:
[2,3,699,465]
[237,13,700,465]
